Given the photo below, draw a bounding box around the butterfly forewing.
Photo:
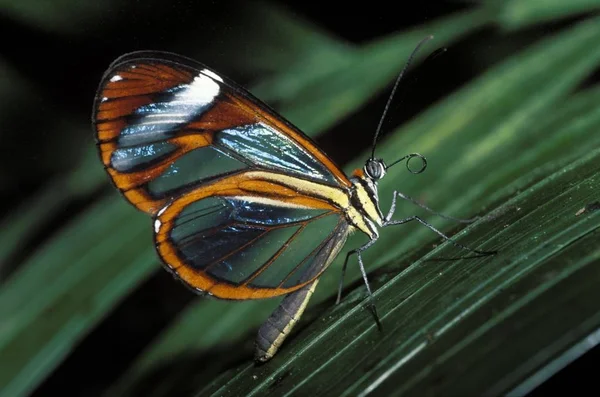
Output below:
[93,51,350,214]
[92,51,352,299]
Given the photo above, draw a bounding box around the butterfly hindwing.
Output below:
[154,182,350,299]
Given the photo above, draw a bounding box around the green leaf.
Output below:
[214,2,356,80]
[350,151,600,396]
[495,0,600,30]
[203,144,600,397]
[0,58,33,140]
[0,146,104,278]
[276,8,492,133]
[0,0,123,33]
[0,58,45,273]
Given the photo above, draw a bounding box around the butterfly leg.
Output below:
[384,215,495,255]
[393,190,481,223]
[336,236,378,304]
[255,279,319,363]
[336,238,383,329]
[384,191,496,256]
[355,238,383,330]
[335,251,354,304]
[384,209,495,256]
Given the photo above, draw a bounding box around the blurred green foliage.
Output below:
[1,1,599,396]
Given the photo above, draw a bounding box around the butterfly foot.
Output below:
[367,301,383,332]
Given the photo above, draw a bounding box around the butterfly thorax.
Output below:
[347,170,384,239]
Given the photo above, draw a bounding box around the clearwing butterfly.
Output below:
[92,37,493,362]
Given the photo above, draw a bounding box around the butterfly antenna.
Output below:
[371,35,434,160]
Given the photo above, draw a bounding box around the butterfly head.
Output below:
[364,158,387,181]
[357,153,427,183]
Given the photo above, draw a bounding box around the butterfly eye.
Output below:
[364,159,386,180]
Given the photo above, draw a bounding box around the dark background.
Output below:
[1,1,597,395]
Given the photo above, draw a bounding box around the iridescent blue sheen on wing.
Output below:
[216,124,338,184]
[110,118,342,197]
[111,142,177,172]
[168,197,347,287]
[145,146,247,197]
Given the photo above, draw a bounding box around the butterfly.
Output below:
[92,37,493,362]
